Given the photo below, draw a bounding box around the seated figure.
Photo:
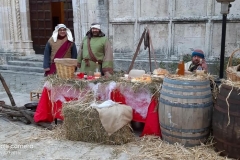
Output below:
[185,49,208,73]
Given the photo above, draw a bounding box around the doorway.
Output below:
[29,0,74,54]
[51,2,64,31]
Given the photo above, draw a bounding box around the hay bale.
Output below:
[62,100,134,145]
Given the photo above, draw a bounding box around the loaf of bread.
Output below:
[153,68,169,75]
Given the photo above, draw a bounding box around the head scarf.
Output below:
[51,24,73,42]
[90,23,101,30]
[86,23,105,38]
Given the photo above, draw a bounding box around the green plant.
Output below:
[159,61,178,74]
[183,54,192,63]
[208,57,240,78]
[159,61,166,69]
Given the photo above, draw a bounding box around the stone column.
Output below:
[12,0,35,55]
[72,0,82,51]
[19,0,35,55]
[11,0,24,54]
[0,0,34,55]
[0,0,14,53]
[72,0,90,52]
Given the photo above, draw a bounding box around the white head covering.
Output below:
[90,24,101,30]
[51,24,73,42]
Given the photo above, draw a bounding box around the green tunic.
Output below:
[77,36,113,74]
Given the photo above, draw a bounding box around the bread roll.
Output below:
[153,68,168,75]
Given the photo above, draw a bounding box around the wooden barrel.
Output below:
[159,77,213,147]
[212,84,240,159]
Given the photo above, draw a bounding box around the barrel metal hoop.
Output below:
[162,85,210,92]
[161,129,208,140]
[214,136,240,148]
[160,123,210,133]
[221,84,240,93]
[218,94,240,105]
[164,77,210,86]
[214,105,240,117]
[160,98,213,108]
[161,91,212,99]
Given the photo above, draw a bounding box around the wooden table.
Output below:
[34,80,161,137]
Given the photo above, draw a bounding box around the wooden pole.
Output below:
[0,73,16,106]
[1,104,53,129]
[147,30,152,72]
[148,30,158,69]
[127,29,147,74]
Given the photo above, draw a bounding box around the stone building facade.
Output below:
[0,0,240,71]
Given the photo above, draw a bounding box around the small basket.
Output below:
[226,49,240,82]
[54,58,77,79]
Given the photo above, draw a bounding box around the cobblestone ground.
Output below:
[0,71,44,94]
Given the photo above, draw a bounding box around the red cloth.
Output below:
[141,97,161,137]
[34,88,73,122]
[34,88,53,122]
[34,87,161,137]
[110,89,161,137]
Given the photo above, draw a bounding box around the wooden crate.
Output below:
[30,89,42,101]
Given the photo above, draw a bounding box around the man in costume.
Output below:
[43,24,77,76]
[77,23,113,77]
[187,49,208,72]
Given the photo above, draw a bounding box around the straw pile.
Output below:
[62,94,134,145]
[114,136,231,160]
[45,74,161,96]
[221,79,240,88]
[166,73,210,81]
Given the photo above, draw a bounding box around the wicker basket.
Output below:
[226,49,240,82]
[54,58,77,79]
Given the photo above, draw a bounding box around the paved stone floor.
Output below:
[0,71,44,94]
[0,71,44,106]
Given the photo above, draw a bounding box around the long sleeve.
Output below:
[202,59,208,72]
[77,41,84,64]
[71,43,77,59]
[102,40,113,74]
[43,42,51,69]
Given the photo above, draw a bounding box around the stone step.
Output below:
[1,54,44,63]
[0,65,44,74]
[8,55,44,62]
[0,69,44,76]
[7,60,43,68]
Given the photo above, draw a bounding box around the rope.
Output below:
[146,29,158,69]
[225,81,234,126]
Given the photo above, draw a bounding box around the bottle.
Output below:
[177,56,185,76]
[196,58,203,70]
[94,62,101,78]
[95,62,99,72]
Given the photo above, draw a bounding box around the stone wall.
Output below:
[72,0,240,72]
[1,0,240,74]
[106,0,240,72]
